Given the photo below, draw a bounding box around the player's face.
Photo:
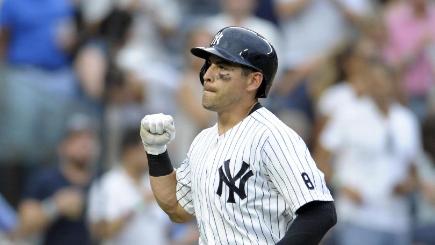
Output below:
[201,56,249,112]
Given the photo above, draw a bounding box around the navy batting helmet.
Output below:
[191,26,278,98]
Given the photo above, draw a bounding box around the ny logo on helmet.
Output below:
[217,160,253,203]
[211,31,224,46]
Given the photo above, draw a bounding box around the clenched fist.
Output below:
[140,113,175,155]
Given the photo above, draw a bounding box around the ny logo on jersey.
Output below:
[217,160,254,203]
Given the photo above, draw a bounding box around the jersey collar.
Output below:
[249,102,263,115]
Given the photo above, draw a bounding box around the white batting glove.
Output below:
[140,113,175,155]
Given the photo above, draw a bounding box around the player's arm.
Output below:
[277,201,336,245]
[148,153,193,223]
[140,114,194,223]
[149,170,193,223]
[262,130,337,244]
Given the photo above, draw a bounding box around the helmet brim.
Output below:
[191,47,216,59]
[191,47,258,71]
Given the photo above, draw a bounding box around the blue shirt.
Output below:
[23,166,92,245]
[0,0,73,70]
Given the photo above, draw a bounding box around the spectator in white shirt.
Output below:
[316,60,420,245]
[87,129,170,245]
[314,37,373,182]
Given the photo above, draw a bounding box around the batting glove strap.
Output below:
[147,150,174,177]
[143,144,167,156]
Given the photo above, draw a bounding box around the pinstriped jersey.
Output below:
[176,105,333,245]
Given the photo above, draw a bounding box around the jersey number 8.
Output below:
[301,172,314,190]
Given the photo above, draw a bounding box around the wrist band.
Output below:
[147,151,174,177]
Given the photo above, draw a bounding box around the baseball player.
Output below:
[140,26,336,244]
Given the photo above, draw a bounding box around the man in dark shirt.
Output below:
[17,114,99,245]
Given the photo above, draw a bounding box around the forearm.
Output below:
[150,171,177,214]
[148,152,193,223]
[150,173,192,223]
[277,201,337,245]
[140,114,192,222]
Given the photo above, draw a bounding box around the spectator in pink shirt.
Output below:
[384,0,435,119]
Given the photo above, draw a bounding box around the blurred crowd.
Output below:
[0,0,435,244]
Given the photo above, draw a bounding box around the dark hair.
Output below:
[241,66,257,77]
[121,128,142,154]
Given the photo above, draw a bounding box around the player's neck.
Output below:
[217,100,258,135]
